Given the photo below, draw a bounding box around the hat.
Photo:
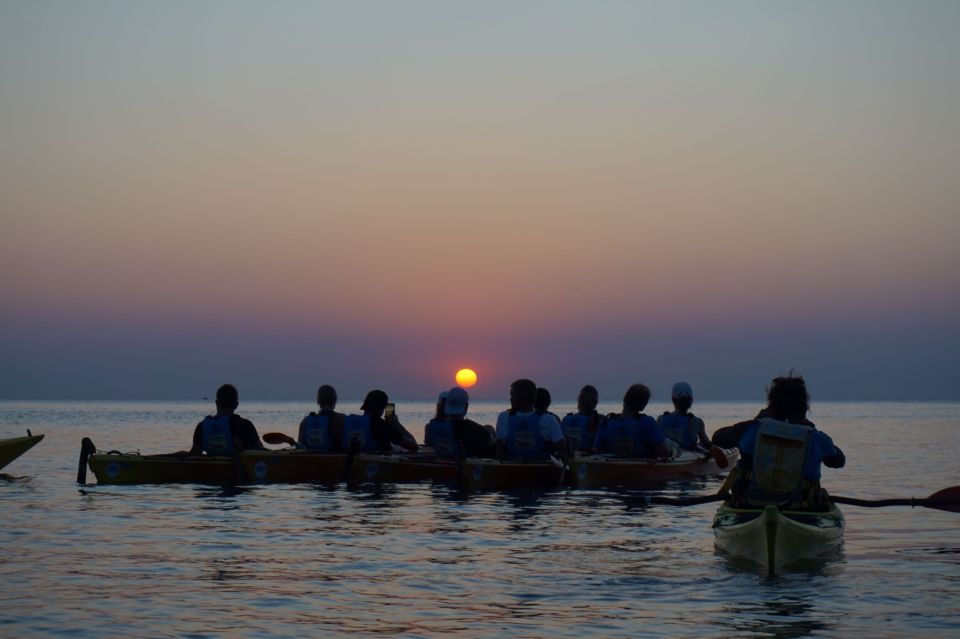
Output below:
[444,387,469,416]
[671,382,693,399]
[361,389,388,412]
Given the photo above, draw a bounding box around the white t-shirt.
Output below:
[495,410,565,443]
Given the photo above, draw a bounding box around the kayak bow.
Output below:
[0,432,44,472]
[713,501,844,576]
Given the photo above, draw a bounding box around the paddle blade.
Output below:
[924,486,960,513]
[710,446,729,469]
[263,432,296,446]
[647,493,727,507]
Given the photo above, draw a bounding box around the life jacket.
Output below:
[596,416,647,457]
[504,411,547,459]
[201,415,234,456]
[660,413,696,450]
[560,413,592,451]
[426,418,461,459]
[342,414,377,452]
[301,413,334,451]
[742,418,812,502]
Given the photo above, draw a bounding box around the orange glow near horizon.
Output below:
[455,368,478,388]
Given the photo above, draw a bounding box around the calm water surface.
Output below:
[1,400,958,637]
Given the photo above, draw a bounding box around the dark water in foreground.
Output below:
[1,400,958,638]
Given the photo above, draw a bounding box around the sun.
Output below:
[455,368,478,388]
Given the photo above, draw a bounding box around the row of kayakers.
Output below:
[189,374,845,508]
[187,378,710,461]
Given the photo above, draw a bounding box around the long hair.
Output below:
[765,372,809,422]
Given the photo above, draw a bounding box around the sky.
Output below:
[1,1,959,401]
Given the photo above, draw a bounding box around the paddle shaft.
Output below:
[636,486,960,511]
[830,486,960,513]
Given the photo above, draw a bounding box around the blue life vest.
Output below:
[560,413,592,451]
[594,416,659,457]
[426,418,461,459]
[660,413,696,450]
[301,413,334,451]
[504,412,547,459]
[740,418,812,502]
[342,414,377,452]
[201,416,234,456]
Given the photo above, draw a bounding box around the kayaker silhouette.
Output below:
[657,382,711,454]
[712,373,846,507]
[495,379,566,460]
[297,384,345,451]
[188,384,265,456]
[593,384,671,459]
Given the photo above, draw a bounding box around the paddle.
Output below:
[829,486,960,513]
[632,486,960,511]
[77,437,96,484]
[640,493,729,507]
[263,432,296,446]
[709,446,730,469]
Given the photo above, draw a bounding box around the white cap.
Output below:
[671,382,693,399]
[444,387,468,416]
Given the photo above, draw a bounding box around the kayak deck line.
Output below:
[713,501,845,576]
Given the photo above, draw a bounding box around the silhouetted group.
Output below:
[191,373,845,507]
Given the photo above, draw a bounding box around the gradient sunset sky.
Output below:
[2,1,958,400]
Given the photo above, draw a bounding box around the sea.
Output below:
[1,400,958,638]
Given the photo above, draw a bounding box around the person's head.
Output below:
[361,389,389,417]
[535,387,552,414]
[577,385,599,414]
[766,373,809,422]
[444,387,469,418]
[434,390,449,419]
[622,384,651,414]
[671,381,693,412]
[215,384,239,414]
[509,379,537,411]
[317,384,338,410]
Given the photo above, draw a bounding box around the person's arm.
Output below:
[494,412,508,459]
[644,416,671,459]
[234,417,265,451]
[591,418,608,454]
[297,416,308,447]
[386,415,418,452]
[694,416,711,449]
[821,434,846,468]
[423,421,433,447]
[541,414,568,461]
[188,422,203,456]
[711,420,754,448]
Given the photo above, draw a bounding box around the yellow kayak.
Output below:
[0,432,44,472]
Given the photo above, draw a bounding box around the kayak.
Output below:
[571,448,739,488]
[460,457,565,492]
[0,433,44,472]
[87,451,240,485]
[713,501,845,576]
[349,450,460,485]
[241,449,346,484]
